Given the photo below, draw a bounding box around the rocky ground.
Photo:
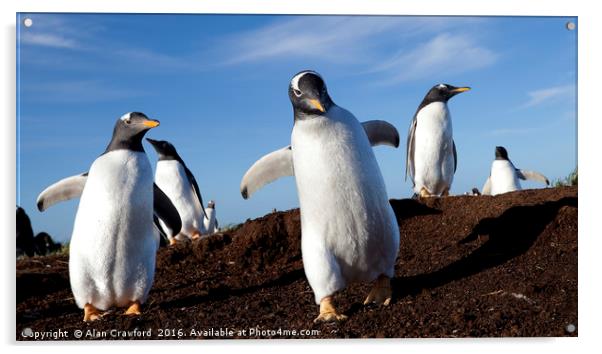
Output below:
[16,186,577,340]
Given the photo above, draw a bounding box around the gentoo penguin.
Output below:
[146,138,207,244]
[241,70,401,323]
[406,84,470,197]
[34,232,61,256]
[482,146,550,196]
[36,112,181,321]
[203,200,219,235]
[16,206,35,257]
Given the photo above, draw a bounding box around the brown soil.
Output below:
[16,186,577,340]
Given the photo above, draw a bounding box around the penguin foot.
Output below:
[441,188,450,197]
[124,301,142,316]
[419,187,433,199]
[314,296,348,323]
[191,229,202,240]
[83,303,102,322]
[363,275,392,306]
[169,238,178,246]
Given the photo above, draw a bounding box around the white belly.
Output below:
[490,160,521,195]
[204,208,217,234]
[155,160,205,237]
[412,102,455,195]
[69,150,158,310]
[292,106,400,304]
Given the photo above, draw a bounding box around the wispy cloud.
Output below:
[22,80,147,103]
[520,84,575,108]
[369,33,497,84]
[20,33,78,48]
[211,16,496,83]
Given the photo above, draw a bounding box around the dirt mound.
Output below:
[16,187,577,340]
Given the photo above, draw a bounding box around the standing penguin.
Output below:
[16,206,35,257]
[406,84,470,197]
[146,138,207,245]
[241,71,400,323]
[482,146,549,195]
[203,200,219,235]
[36,112,181,321]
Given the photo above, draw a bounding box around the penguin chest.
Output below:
[490,160,521,195]
[413,102,454,191]
[69,150,157,309]
[291,110,397,280]
[155,160,203,234]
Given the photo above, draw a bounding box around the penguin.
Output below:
[36,112,181,322]
[406,83,470,197]
[241,70,401,323]
[16,206,35,258]
[203,200,219,235]
[33,232,61,255]
[482,146,550,196]
[146,138,207,245]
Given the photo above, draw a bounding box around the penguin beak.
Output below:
[143,119,160,128]
[308,99,325,113]
[450,87,471,94]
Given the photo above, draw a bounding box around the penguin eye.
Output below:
[293,89,302,97]
[124,118,131,124]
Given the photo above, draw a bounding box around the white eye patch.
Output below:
[290,70,323,91]
[120,112,132,121]
[437,84,447,89]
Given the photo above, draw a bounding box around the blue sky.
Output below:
[16,14,577,243]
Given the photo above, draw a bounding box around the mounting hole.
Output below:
[566,21,576,31]
[23,18,33,28]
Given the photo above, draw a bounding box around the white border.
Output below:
[2,1,599,353]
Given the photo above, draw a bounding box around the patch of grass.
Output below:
[554,168,578,187]
[219,223,243,233]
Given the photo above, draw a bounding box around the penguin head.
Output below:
[495,146,509,160]
[146,138,180,160]
[106,112,159,153]
[289,70,334,118]
[424,84,471,104]
[207,200,215,209]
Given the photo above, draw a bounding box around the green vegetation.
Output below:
[554,168,578,187]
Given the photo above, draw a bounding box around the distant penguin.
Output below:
[16,207,35,257]
[36,112,181,322]
[241,71,400,323]
[482,146,550,196]
[146,138,207,245]
[33,232,60,256]
[406,84,470,197]
[203,200,219,235]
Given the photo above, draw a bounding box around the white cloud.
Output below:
[22,80,146,103]
[216,16,488,66]
[20,33,78,48]
[369,33,497,84]
[520,84,575,108]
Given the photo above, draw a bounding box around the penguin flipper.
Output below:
[482,176,492,195]
[516,169,550,185]
[183,166,207,218]
[36,172,88,211]
[453,140,458,173]
[361,120,400,148]
[240,145,294,199]
[153,184,182,237]
[405,117,417,184]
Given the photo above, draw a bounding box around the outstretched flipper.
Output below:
[361,120,400,148]
[153,183,182,237]
[482,176,492,195]
[36,173,88,211]
[516,169,550,185]
[240,146,294,199]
